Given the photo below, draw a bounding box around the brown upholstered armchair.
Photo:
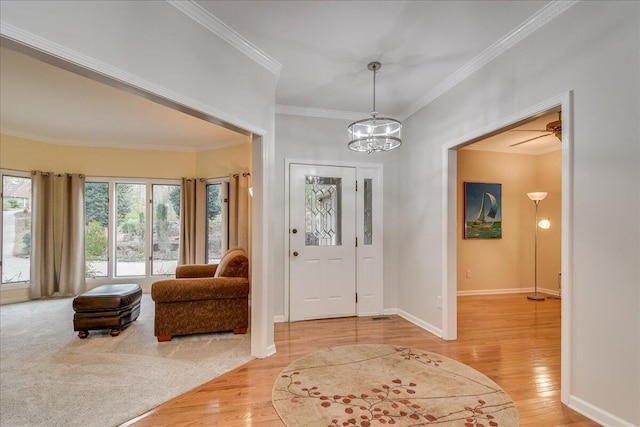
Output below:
[151,247,249,342]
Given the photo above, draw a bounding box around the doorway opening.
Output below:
[442,93,573,404]
[457,110,562,298]
[0,36,273,358]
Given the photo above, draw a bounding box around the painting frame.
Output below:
[464,182,502,239]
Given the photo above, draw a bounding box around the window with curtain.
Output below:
[3,172,231,285]
[1,171,32,285]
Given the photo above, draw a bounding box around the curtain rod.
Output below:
[5,167,235,182]
[30,171,85,179]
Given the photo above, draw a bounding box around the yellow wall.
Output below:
[1,134,251,179]
[1,134,193,177]
[195,143,252,178]
[537,150,562,293]
[457,149,561,294]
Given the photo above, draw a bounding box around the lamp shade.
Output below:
[527,192,548,201]
[538,218,551,229]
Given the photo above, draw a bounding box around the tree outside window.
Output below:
[85,182,108,278]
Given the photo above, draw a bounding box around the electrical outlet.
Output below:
[466,270,472,278]
[436,296,442,309]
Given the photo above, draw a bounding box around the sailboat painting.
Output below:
[464,182,502,239]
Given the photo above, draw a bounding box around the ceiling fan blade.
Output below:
[509,129,549,132]
[509,133,552,147]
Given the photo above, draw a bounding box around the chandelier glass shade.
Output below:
[348,62,402,153]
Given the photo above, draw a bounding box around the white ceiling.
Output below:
[197,0,545,116]
[0,1,561,154]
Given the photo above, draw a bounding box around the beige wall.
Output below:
[457,149,561,294]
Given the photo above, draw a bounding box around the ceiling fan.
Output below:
[509,113,562,147]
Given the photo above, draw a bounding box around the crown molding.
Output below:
[194,136,251,152]
[167,0,282,76]
[276,104,367,121]
[2,127,250,153]
[399,0,579,120]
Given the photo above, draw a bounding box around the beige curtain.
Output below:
[178,178,206,265]
[229,172,251,251]
[30,172,86,298]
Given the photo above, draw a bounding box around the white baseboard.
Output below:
[383,308,398,316]
[457,287,560,297]
[265,344,277,358]
[539,287,560,296]
[273,315,286,323]
[358,310,386,317]
[568,395,637,427]
[397,309,442,338]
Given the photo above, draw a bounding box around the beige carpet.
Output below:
[273,344,518,427]
[0,294,253,427]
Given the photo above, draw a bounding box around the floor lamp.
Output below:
[527,192,548,301]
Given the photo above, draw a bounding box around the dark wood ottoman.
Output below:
[73,284,142,339]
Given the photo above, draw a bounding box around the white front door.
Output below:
[289,164,356,321]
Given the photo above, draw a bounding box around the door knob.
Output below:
[293,251,299,257]
[292,228,298,234]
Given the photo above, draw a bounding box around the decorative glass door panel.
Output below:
[305,176,342,246]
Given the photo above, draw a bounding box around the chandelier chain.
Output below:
[372,65,376,115]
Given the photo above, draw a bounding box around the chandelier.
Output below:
[347,61,402,153]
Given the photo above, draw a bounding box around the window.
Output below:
[1,171,32,284]
[115,183,146,277]
[206,180,228,264]
[3,173,230,285]
[152,184,180,275]
[363,178,373,245]
[83,176,228,281]
[85,182,109,278]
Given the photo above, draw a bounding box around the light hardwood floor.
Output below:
[123,294,600,426]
